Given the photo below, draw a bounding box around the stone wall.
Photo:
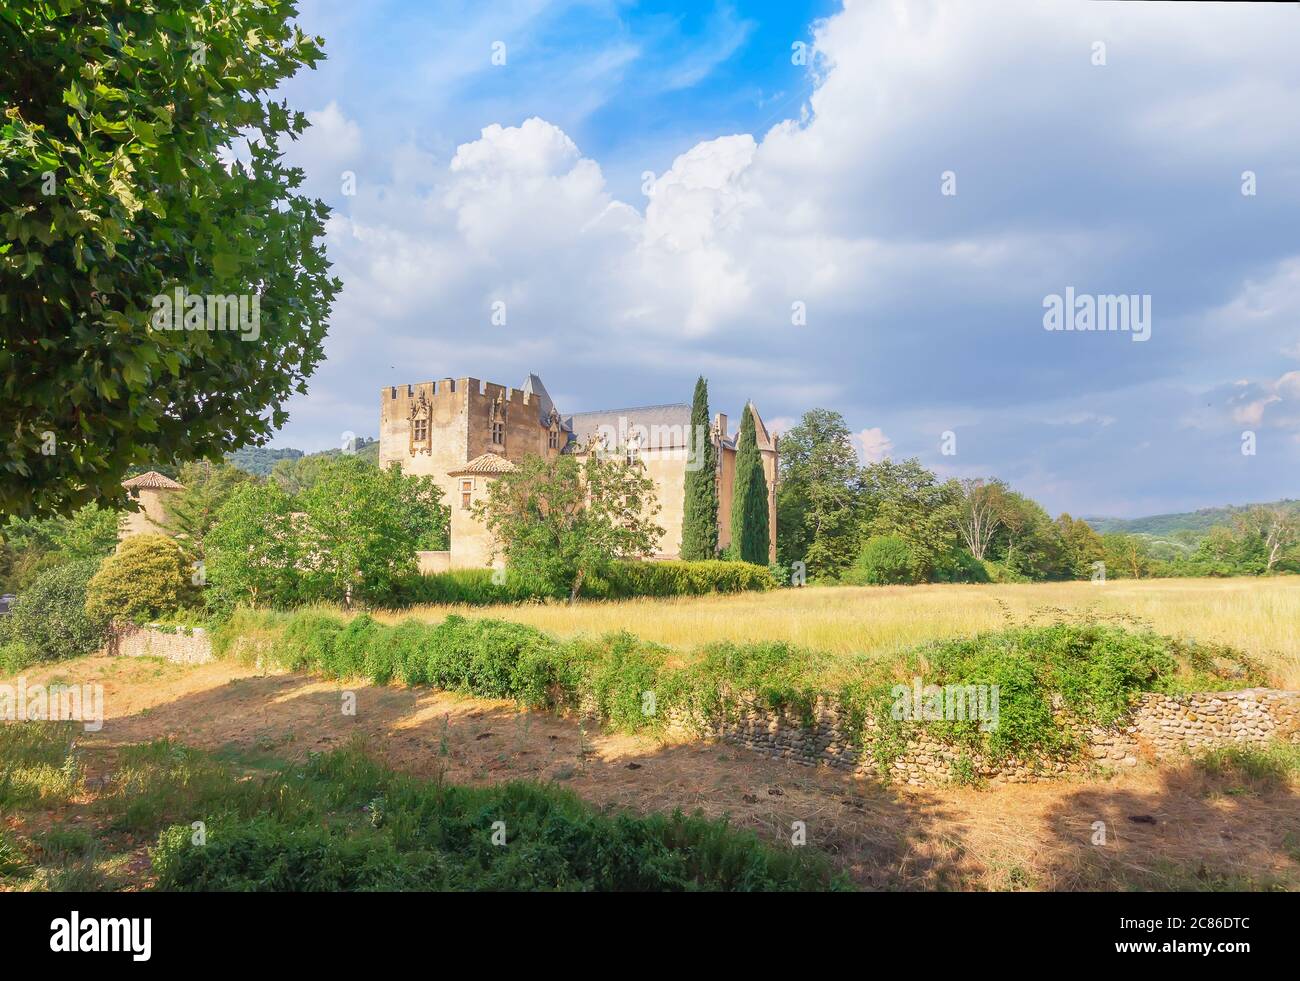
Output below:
[109,625,214,665]
[662,688,1300,787]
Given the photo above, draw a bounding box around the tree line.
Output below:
[774,409,1299,584]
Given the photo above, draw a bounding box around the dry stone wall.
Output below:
[108,625,214,665]
[661,688,1300,786]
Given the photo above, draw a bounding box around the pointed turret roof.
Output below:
[121,470,184,490]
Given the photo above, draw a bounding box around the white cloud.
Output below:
[853,427,894,463]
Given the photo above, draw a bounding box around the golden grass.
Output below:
[372,577,1300,688]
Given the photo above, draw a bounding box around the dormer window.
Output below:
[492,422,504,445]
[413,418,429,443]
[548,429,558,449]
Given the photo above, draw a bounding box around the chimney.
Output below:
[713,412,728,441]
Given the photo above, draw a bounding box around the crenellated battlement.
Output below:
[380,377,535,420]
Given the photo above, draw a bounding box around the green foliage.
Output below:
[226,446,303,477]
[776,409,862,577]
[859,458,960,580]
[297,456,450,603]
[144,741,840,891]
[730,405,770,565]
[680,376,719,560]
[0,0,339,519]
[0,722,82,809]
[392,560,776,606]
[85,533,192,622]
[1,558,108,662]
[237,608,1259,771]
[162,460,251,558]
[205,481,301,611]
[205,457,449,610]
[475,453,663,602]
[0,504,118,592]
[841,535,921,585]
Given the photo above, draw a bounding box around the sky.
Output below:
[267,0,1300,519]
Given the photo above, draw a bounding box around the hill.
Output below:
[1083,500,1300,537]
[226,439,378,476]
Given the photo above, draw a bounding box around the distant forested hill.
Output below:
[1084,500,1300,537]
[225,446,304,476]
[226,439,379,476]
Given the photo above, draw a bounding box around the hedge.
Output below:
[392,560,776,607]
[219,608,1264,767]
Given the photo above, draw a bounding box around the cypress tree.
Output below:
[730,404,770,565]
[680,375,718,560]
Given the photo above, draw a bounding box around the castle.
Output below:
[379,374,778,570]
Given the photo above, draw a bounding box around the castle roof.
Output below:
[564,403,692,449]
[122,470,184,491]
[520,373,562,427]
[449,453,517,476]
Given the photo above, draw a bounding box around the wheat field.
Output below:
[376,577,1300,688]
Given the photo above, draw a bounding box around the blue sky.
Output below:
[271,0,1300,518]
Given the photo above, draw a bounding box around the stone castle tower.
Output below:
[379,373,777,569]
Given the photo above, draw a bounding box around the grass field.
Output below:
[372,577,1300,688]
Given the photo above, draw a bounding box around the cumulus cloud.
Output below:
[277,0,1300,515]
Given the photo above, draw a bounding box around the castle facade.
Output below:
[378,373,778,570]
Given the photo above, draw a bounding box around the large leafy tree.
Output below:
[0,1,339,519]
[679,376,718,560]
[729,405,770,565]
[1055,513,1107,579]
[775,408,860,577]
[205,480,301,610]
[859,458,959,580]
[298,457,448,604]
[475,453,662,602]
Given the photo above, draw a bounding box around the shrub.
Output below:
[841,535,920,585]
[86,534,193,623]
[2,559,108,662]
[599,560,777,598]
[149,742,841,892]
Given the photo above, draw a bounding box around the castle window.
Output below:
[548,429,558,449]
[625,445,639,465]
[460,479,473,510]
[491,421,504,446]
[413,419,428,443]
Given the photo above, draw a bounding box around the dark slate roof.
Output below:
[520,373,560,426]
[564,403,693,449]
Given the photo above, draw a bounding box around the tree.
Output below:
[859,458,959,580]
[162,460,251,559]
[991,492,1067,579]
[680,376,718,560]
[841,535,919,585]
[730,405,770,565]
[954,478,1008,562]
[86,533,193,622]
[1235,505,1300,573]
[1,1,339,519]
[1055,513,1106,579]
[775,409,861,578]
[0,558,108,662]
[1101,533,1152,579]
[297,457,449,604]
[475,454,663,602]
[205,481,301,610]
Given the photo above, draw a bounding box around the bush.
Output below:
[2,559,108,663]
[841,536,920,585]
[148,742,841,891]
[86,534,193,623]
[391,560,776,607]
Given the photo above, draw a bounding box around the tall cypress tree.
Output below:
[680,376,718,560]
[731,404,770,565]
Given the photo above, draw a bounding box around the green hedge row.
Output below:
[222,609,1263,767]
[393,560,777,606]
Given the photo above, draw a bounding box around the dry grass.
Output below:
[370,577,1300,688]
